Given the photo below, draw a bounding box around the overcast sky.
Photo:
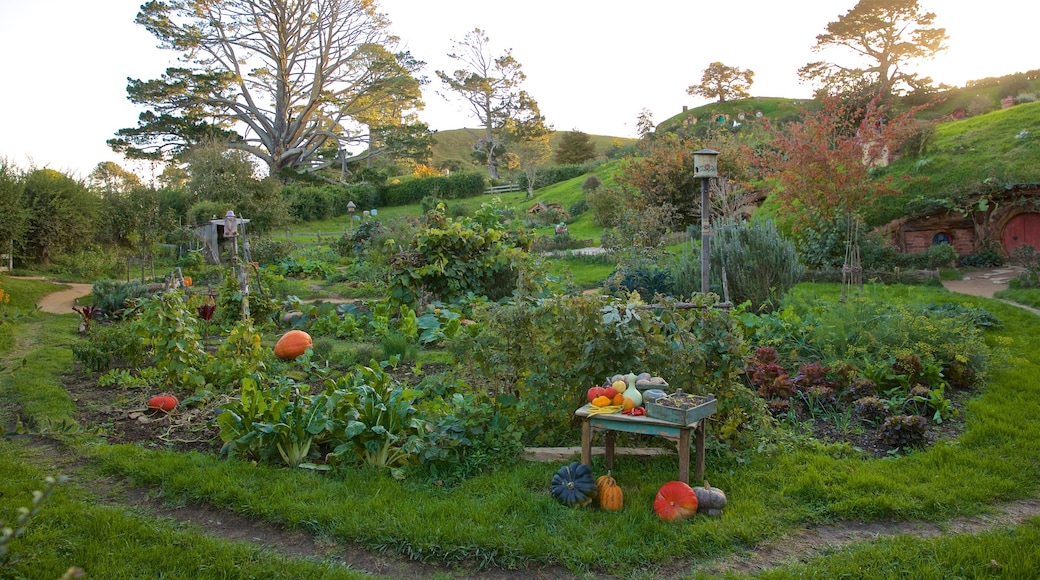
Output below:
[1,0,1037,179]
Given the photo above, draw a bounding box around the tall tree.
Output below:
[687,62,755,103]
[88,161,142,196]
[636,108,655,140]
[503,92,554,197]
[437,29,533,180]
[798,0,948,97]
[20,169,99,264]
[110,0,428,179]
[554,129,597,165]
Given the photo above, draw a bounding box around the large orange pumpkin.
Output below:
[274,330,312,360]
[147,394,178,413]
[654,481,698,521]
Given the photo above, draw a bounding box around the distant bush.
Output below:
[581,174,602,192]
[383,172,485,206]
[958,249,1004,268]
[286,185,334,221]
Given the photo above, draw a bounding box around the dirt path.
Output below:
[6,276,93,314]
[940,266,1019,299]
[941,266,1040,316]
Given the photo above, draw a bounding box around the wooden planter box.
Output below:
[645,392,717,425]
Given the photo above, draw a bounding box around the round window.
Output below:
[932,232,952,246]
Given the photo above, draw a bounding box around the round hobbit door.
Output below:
[1001,212,1040,253]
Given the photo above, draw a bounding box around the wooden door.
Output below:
[1002,212,1040,253]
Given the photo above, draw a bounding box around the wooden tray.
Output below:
[645,394,716,425]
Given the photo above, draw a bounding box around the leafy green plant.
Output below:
[132,290,207,389]
[387,203,534,306]
[71,321,146,372]
[328,363,426,474]
[91,279,148,318]
[416,306,463,345]
[217,376,335,467]
[204,319,268,391]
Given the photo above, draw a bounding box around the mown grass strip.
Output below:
[0,442,376,579]
[709,517,1040,579]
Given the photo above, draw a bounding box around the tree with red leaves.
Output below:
[751,95,919,233]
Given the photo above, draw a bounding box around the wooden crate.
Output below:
[645,393,717,425]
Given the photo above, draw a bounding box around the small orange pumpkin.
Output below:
[596,471,624,511]
[274,330,312,360]
[599,480,624,511]
[183,276,193,287]
[147,394,178,413]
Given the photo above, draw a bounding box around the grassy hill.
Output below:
[656,96,819,134]
[879,100,1040,221]
[429,128,635,173]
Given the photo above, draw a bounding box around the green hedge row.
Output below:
[382,172,486,206]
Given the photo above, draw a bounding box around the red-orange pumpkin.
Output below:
[147,394,178,413]
[274,330,312,360]
[654,481,698,521]
[183,276,193,287]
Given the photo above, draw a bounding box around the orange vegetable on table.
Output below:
[591,395,612,408]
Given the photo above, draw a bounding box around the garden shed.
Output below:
[192,215,251,264]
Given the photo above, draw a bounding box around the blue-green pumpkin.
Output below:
[550,461,596,508]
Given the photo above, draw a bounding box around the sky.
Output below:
[0,0,1037,180]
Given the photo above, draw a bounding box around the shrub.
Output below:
[1008,244,1040,288]
[285,185,333,221]
[92,279,149,317]
[334,220,386,258]
[249,237,298,266]
[673,219,802,311]
[958,249,1004,268]
[581,174,602,193]
[454,293,766,448]
[585,184,628,227]
[878,414,928,447]
[386,203,534,305]
[568,198,589,218]
[925,242,957,268]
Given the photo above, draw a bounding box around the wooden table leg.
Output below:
[695,421,705,481]
[677,428,691,484]
[580,419,592,466]
[604,431,615,470]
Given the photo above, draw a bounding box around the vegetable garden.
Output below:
[3,193,1040,578]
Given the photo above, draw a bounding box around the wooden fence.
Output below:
[484,183,522,194]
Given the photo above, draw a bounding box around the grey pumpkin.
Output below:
[693,480,727,516]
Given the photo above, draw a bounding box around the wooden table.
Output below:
[575,404,708,483]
